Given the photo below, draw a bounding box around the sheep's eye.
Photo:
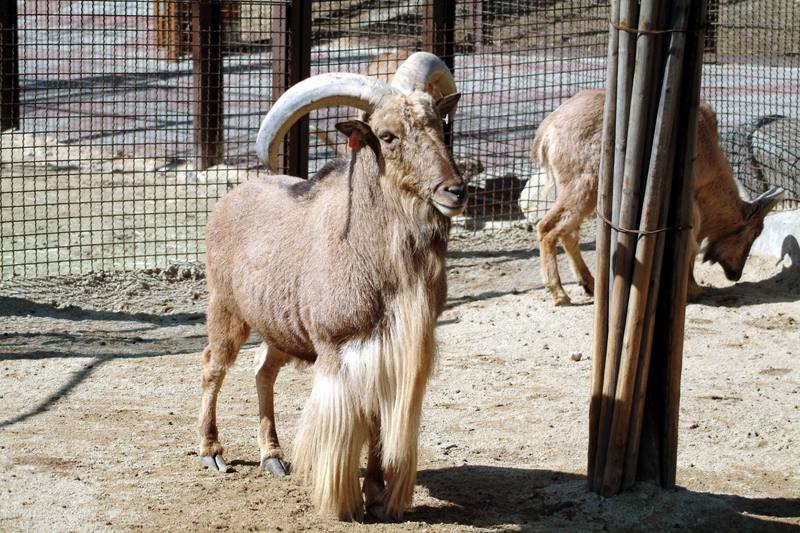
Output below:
[379,131,397,144]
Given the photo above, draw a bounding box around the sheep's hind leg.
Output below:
[562,229,595,296]
[537,203,572,305]
[197,304,250,473]
[254,343,290,476]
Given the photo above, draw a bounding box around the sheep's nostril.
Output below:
[445,184,466,203]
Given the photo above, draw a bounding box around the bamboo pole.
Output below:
[590,0,705,495]
[608,0,639,276]
[600,0,665,494]
[598,0,665,496]
[591,0,639,492]
[658,0,707,488]
[589,0,621,488]
[621,0,691,488]
[603,0,692,494]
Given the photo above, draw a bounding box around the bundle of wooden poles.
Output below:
[588,0,707,496]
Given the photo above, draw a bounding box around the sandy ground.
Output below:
[0,227,799,532]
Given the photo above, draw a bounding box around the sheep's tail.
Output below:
[292,372,368,520]
[531,131,556,196]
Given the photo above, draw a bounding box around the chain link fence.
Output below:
[1,0,798,277]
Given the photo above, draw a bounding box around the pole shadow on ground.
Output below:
[412,465,799,531]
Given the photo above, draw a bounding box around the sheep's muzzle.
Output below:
[432,180,468,217]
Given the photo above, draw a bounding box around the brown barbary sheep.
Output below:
[532,88,784,306]
[196,53,466,521]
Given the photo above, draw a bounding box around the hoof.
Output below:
[200,453,230,473]
[554,294,572,306]
[366,502,401,523]
[366,503,390,522]
[260,457,288,476]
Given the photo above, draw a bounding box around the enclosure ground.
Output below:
[0,228,798,532]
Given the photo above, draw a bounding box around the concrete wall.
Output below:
[752,210,800,263]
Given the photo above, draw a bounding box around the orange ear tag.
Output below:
[347,131,361,150]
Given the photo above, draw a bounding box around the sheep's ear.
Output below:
[746,186,785,220]
[436,93,461,122]
[335,120,374,150]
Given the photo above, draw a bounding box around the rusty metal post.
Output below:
[1,0,20,131]
[465,0,493,51]
[423,0,455,146]
[270,0,311,177]
[192,0,224,169]
[704,0,719,55]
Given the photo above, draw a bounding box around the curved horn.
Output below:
[255,73,394,171]
[391,52,458,115]
[747,185,785,220]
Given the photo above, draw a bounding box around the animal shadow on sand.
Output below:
[412,465,799,532]
[1,298,230,429]
[0,295,205,325]
[697,235,800,308]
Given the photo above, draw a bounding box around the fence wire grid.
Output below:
[1,0,798,277]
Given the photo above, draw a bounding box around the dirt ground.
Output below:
[1,227,798,532]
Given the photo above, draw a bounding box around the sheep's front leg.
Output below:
[293,366,368,521]
[363,418,388,520]
[254,343,289,476]
[378,332,436,522]
[687,210,703,302]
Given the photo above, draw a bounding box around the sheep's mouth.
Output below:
[432,187,467,217]
[432,196,467,217]
[722,264,743,281]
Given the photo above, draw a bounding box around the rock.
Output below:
[518,166,555,223]
[466,174,528,221]
[569,351,582,362]
[751,116,799,202]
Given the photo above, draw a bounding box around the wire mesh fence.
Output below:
[1,0,798,278]
[702,0,800,209]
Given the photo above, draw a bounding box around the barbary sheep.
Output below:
[196,52,465,521]
[532,88,784,305]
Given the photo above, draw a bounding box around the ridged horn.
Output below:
[255,73,394,171]
[390,51,458,116]
[747,185,785,220]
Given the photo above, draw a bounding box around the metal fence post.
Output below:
[704,0,719,55]
[465,0,493,52]
[271,0,311,177]
[423,0,455,146]
[1,0,20,131]
[192,0,224,170]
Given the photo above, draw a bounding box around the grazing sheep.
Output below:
[196,53,465,521]
[532,88,784,305]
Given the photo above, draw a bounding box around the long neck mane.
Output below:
[344,146,450,261]
[332,147,449,315]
